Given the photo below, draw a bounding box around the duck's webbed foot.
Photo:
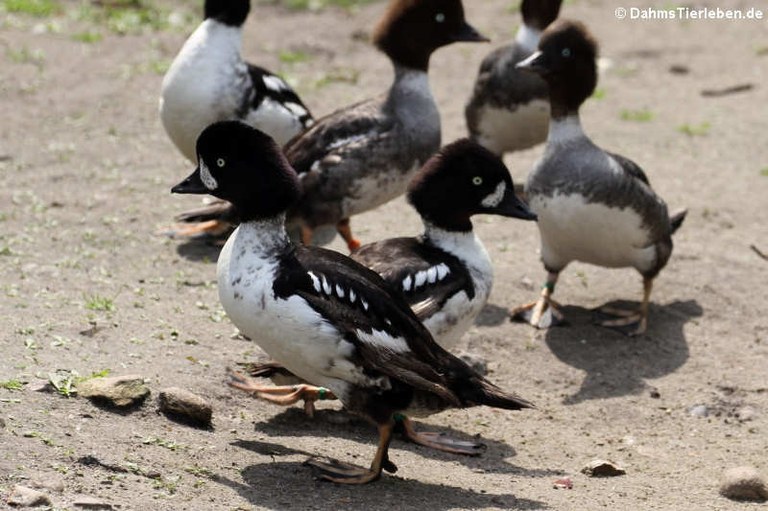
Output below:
[395,415,486,456]
[227,370,335,418]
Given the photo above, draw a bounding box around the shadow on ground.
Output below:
[543,299,702,404]
[214,438,549,511]
[242,407,560,478]
[175,238,222,262]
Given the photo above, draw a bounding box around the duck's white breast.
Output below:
[531,193,656,272]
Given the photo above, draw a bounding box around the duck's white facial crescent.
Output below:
[481,181,506,208]
[199,157,218,190]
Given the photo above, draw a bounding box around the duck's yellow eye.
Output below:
[472,176,483,186]
[217,158,225,168]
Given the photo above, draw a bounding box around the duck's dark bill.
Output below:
[496,191,537,221]
[171,168,207,195]
[452,22,490,43]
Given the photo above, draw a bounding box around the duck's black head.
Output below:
[407,139,536,232]
[373,0,488,71]
[204,0,250,27]
[516,19,598,117]
[171,121,300,222]
[521,0,563,31]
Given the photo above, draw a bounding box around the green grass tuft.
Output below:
[72,31,102,43]
[1,379,25,391]
[85,294,116,312]
[1,0,59,17]
[278,50,311,65]
[760,167,768,177]
[677,122,711,136]
[620,108,654,122]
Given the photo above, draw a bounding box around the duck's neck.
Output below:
[235,214,291,257]
[547,114,586,146]
[424,222,477,252]
[385,64,440,138]
[515,23,541,54]
[192,18,242,54]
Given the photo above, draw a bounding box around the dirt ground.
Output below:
[1,0,767,509]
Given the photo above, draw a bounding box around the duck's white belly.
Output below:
[216,232,382,400]
[531,193,655,272]
[475,99,549,155]
[423,289,487,351]
[160,22,246,161]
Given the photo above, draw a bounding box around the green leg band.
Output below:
[393,413,406,423]
[317,387,329,400]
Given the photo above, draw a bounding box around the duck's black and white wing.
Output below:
[273,245,464,405]
[245,65,314,131]
[351,238,474,320]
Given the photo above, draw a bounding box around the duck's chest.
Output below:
[530,192,654,269]
[422,240,493,350]
[160,27,248,158]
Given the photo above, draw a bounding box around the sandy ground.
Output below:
[1,0,767,509]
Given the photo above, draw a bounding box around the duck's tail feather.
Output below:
[462,378,535,411]
[669,208,687,235]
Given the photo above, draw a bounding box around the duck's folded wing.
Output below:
[284,97,392,176]
[352,238,474,320]
[246,65,314,128]
[606,151,651,186]
[274,245,462,405]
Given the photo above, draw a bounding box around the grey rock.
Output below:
[30,474,65,493]
[581,459,626,477]
[73,496,114,509]
[720,466,768,502]
[8,485,51,507]
[736,406,757,422]
[158,387,212,426]
[689,404,709,418]
[77,375,149,407]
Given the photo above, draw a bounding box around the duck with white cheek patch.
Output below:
[239,139,537,455]
[510,20,686,336]
[175,0,490,251]
[172,121,534,485]
[160,0,314,238]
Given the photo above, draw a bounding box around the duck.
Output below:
[509,20,686,336]
[242,138,537,454]
[171,121,534,484]
[160,0,314,237]
[465,0,562,156]
[176,0,489,250]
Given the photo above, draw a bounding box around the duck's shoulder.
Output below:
[284,95,392,174]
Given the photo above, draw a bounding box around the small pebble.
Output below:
[581,459,626,477]
[689,404,709,418]
[73,496,114,509]
[649,387,661,399]
[736,406,756,422]
[8,485,51,507]
[158,387,212,426]
[720,466,768,502]
[553,477,573,489]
